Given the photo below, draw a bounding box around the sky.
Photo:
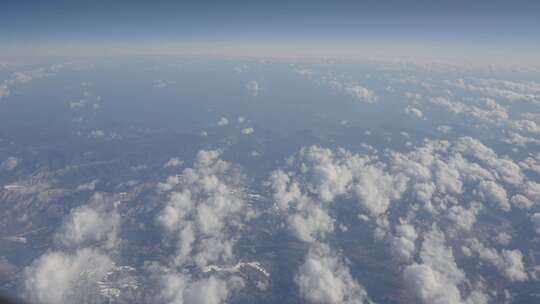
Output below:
[1,0,539,61]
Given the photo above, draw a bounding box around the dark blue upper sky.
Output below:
[2,0,539,57]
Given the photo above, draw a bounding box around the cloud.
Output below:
[246,80,260,96]
[269,145,408,227]
[532,213,540,235]
[405,106,424,119]
[288,205,335,243]
[437,125,452,134]
[152,150,256,303]
[0,68,51,101]
[475,180,510,211]
[352,163,408,217]
[403,264,463,304]
[89,130,105,138]
[0,156,19,171]
[156,270,231,304]
[344,85,378,103]
[217,117,229,126]
[295,244,370,304]
[153,79,176,89]
[520,153,540,175]
[465,239,528,282]
[164,157,184,168]
[403,227,489,304]
[446,78,540,105]
[76,179,98,191]
[294,67,314,79]
[267,169,304,210]
[494,232,512,246]
[241,127,254,135]
[57,194,121,249]
[267,169,335,243]
[0,83,9,99]
[69,99,87,109]
[156,149,249,268]
[445,203,481,231]
[24,248,114,304]
[390,221,418,263]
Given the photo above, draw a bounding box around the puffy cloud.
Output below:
[494,232,512,246]
[158,271,230,304]
[467,239,528,282]
[0,83,9,99]
[402,227,488,304]
[532,213,540,235]
[295,244,370,304]
[445,203,481,231]
[446,78,540,104]
[76,180,98,191]
[267,169,335,243]
[437,125,453,134]
[297,146,407,217]
[153,79,175,89]
[268,136,534,301]
[156,270,231,304]
[353,164,407,217]
[404,91,422,103]
[503,131,540,147]
[157,150,248,268]
[246,80,260,96]
[520,181,540,203]
[288,205,335,243]
[419,227,465,284]
[520,153,540,175]
[89,130,105,138]
[268,145,408,241]
[510,194,534,209]
[405,106,424,119]
[475,180,510,211]
[217,117,229,126]
[343,85,378,103]
[0,156,19,171]
[452,137,523,186]
[295,146,355,203]
[403,263,462,304]
[25,248,113,304]
[267,169,304,210]
[241,127,254,135]
[294,67,314,79]
[164,157,184,168]
[58,198,121,249]
[387,136,523,215]
[152,150,254,303]
[184,276,229,304]
[390,222,418,263]
[0,68,50,100]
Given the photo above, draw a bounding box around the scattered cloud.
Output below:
[164,157,184,168]
[57,194,121,249]
[217,117,229,126]
[295,244,370,304]
[246,80,260,97]
[241,127,254,135]
[1,156,19,171]
[153,79,176,89]
[25,248,114,304]
[405,106,424,119]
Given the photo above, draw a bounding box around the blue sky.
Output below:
[2,0,539,59]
